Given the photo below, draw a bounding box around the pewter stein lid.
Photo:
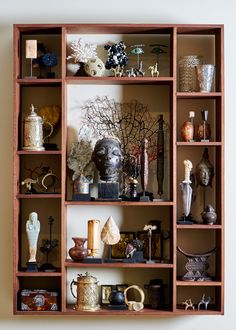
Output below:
[77,272,98,284]
[24,104,43,123]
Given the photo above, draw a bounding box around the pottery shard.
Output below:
[101,216,120,245]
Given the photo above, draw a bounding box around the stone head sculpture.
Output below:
[92,137,123,182]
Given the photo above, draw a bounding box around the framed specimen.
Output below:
[111,232,135,259]
[101,285,113,305]
[137,231,162,260]
[116,284,128,293]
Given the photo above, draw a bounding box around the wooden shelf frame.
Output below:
[13,23,224,316]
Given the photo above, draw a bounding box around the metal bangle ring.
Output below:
[41,172,58,191]
[124,285,145,306]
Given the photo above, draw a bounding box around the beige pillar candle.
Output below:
[26,40,37,59]
[87,219,100,257]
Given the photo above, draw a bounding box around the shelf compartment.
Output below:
[176,97,223,143]
[19,32,61,79]
[176,285,223,313]
[16,276,62,313]
[19,199,61,271]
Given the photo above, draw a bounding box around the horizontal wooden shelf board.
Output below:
[176,280,222,286]
[17,194,62,199]
[176,142,222,146]
[66,305,172,315]
[17,150,62,155]
[176,92,222,98]
[66,76,174,85]
[15,310,62,315]
[17,270,62,277]
[175,307,223,315]
[17,78,62,86]
[65,260,173,268]
[65,201,174,206]
[177,224,222,229]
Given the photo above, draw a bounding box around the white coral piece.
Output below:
[67,38,97,64]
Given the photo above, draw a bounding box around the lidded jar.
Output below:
[70,272,100,311]
[23,104,45,151]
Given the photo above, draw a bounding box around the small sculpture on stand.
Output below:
[123,154,140,200]
[104,41,128,77]
[26,212,40,272]
[156,115,165,200]
[182,298,195,310]
[181,111,195,142]
[196,148,214,211]
[101,216,120,262]
[130,44,145,76]
[198,294,211,310]
[140,138,151,201]
[197,110,211,142]
[92,137,123,200]
[178,160,196,224]
[84,219,102,263]
[144,224,157,264]
[25,40,37,79]
[149,44,168,75]
[39,216,58,272]
[124,238,144,263]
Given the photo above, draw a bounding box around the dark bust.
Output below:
[92,137,123,182]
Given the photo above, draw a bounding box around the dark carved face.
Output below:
[92,138,123,182]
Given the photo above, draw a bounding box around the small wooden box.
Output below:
[20,289,59,311]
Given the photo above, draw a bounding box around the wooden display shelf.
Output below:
[13,23,224,316]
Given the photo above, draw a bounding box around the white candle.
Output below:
[87,220,100,256]
[26,40,37,59]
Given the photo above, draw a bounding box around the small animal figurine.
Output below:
[198,294,211,310]
[182,298,195,310]
[148,63,159,77]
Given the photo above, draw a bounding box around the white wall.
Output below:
[0,0,234,328]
